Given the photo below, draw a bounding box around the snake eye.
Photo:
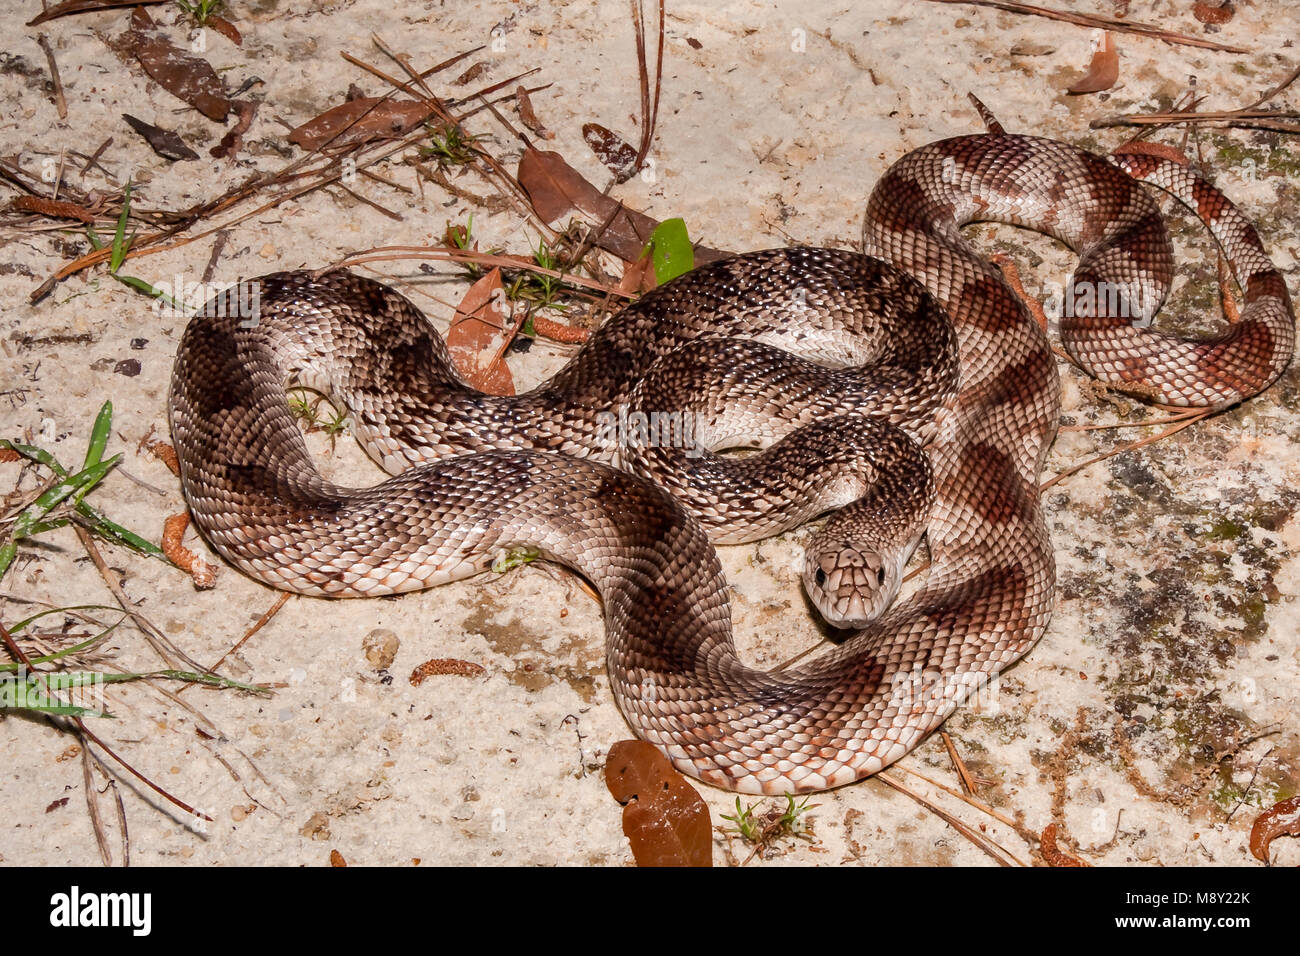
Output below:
[876,567,886,586]
[814,568,827,587]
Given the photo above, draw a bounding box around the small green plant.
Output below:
[85,184,180,309]
[421,121,485,169]
[0,402,166,583]
[721,794,818,855]
[504,238,566,312]
[287,390,350,446]
[175,0,226,26]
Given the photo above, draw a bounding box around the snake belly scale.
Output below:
[170,132,1294,794]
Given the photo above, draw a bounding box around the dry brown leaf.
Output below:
[287,98,433,151]
[447,267,516,396]
[617,250,657,294]
[122,113,199,161]
[125,7,231,122]
[515,86,553,140]
[211,100,258,160]
[1193,1,1234,24]
[517,147,729,266]
[605,739,712,867]
[1111,141,1191,165]
[206,15,243,45]
[582,122,640,182]
[1250,795,1300,863]
[27,0,168,27]
[1067,31,1119,95]
[329,849,347,867]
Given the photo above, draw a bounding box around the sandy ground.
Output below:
[1,0,1298,867]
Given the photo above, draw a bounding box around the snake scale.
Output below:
[170,123,1294,794]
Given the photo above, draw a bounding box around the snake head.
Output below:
[803,542,901,630]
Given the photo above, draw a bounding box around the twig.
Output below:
[36,34,67,120]
[876,770,1027,866]
[922,0,1249,54]
[204,591,292,678]
[1040,410,1212,490]
[80,746,113,866]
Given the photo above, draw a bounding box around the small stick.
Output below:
[204,591,292,677]
[922,0,1249,54]
[36,34,67,120]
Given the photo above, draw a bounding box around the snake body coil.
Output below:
[170,133,1294,794]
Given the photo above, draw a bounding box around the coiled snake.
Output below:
[170,120,1294,794]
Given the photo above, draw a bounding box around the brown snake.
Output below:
[170,122,1294,794]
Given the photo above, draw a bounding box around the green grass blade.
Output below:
[110,183,132,273]
[82,401,113,469]
[0,438,69,477]
[75,504,167,559]
[11,458,116,538]
[0,679,109,717]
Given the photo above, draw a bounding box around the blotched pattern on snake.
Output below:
[169,128,1294,794]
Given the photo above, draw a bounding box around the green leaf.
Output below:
[110,183,132,274]
[646,217,694,284]
[0,438,69,477]
[82,401,113,469]
[10,457,118,539]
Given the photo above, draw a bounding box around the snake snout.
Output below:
[804,544,897,629]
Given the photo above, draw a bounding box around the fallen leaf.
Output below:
[287,97,433,151]
[582,122,640,182]
[605,739,712,867]
[1193,1,1234,24]
[447,267,516,396]
[1250,795,1300,863]
[515,86,553,140]
[517,147,730,266]
[1067,31,1119,95]
[211,100,258,160]
[329,849,347,867]
[124,8,231,122]
[206,14,243,45]
[122,113,199,161]
[454,62,488,85]
[27,0,165,27]
[616,250,657,294]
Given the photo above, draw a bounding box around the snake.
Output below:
[169,117,1294,795]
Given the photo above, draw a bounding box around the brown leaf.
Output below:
[122,113,199,161]
[1192,2,1234,25]
[211,100,258,160]
[1250,795,1300,863]
[124,9,231,122]
[206,15,243,45]
[329,849,347,867]
[515,86,553,140]
[517,147,730,266]
[605,740,712,867]
[27,0,166,27]
[582,122,640,182]
[447,267,516,396]
[617,250,657,294]
[454,62,488,85]
[1111,140,1190,165]
[287,98,433,151]
[1067,31,1119,95]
